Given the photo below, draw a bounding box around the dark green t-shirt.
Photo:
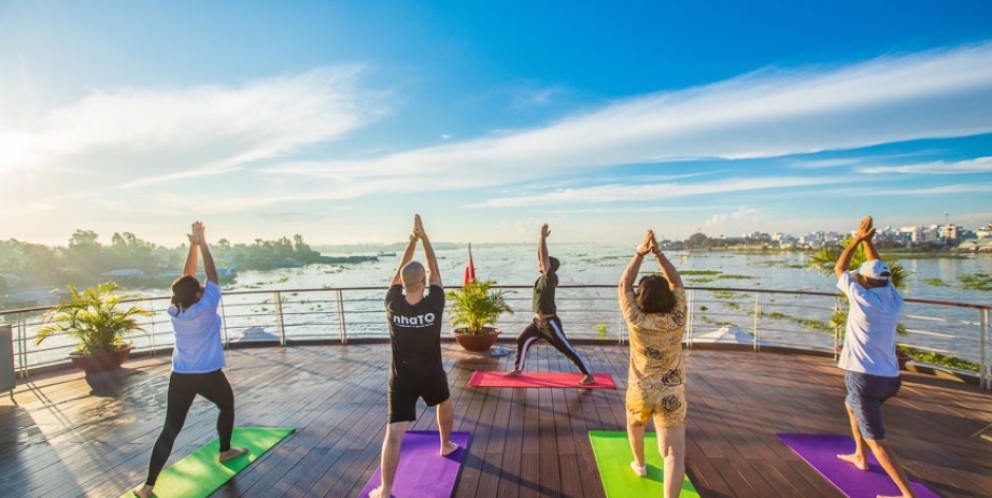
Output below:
[532,270,558,315]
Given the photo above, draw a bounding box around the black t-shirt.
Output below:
[531,270,558,315]
[385,284,445,382]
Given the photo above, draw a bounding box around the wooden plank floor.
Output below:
[1,342,991,498]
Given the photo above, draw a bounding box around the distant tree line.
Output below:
[0,230,326,290]
[658,232,934,251]
[659,232,775,251]
[212,234,327,270]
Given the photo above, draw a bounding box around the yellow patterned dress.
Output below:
[620,287,687,426]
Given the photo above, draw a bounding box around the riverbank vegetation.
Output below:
[0,230,337,297]
[958,271,992,291]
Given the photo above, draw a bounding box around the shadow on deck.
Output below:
[1,342,990,498]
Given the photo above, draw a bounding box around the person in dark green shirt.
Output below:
[505,223,595,385]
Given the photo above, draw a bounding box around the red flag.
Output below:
[464,243,476,285]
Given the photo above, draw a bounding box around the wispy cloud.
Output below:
[269,42,992,198]
[0,66,386,202]
[705,206,760,228]
[856,156,992,174]
[788,158,863,169]
[839,183,992,196]
[469,176,845,208]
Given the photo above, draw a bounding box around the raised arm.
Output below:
[537,223,552,273]
[181,232,199,277]
[415,215,442,287]
[651,234,683,289]
[620,231,654,294]
[861,232,881,261]
[391,217,420,286]
[192,222,219,284]
[836,216,876,279]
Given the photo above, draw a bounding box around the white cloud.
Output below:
[268,42,992,198]
[469,176,845,208]
[5,43,992,242]
[788,158,862,169]
[855,156,992,174]
[704,206,760,228]
[0,66,386,203]
[839,183,992,196]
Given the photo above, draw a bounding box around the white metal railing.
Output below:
[1,285,990,390]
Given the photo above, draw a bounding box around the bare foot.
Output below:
[369,485,391,498]
[441,440,459,456]
[504,369,522,377]
[630,461,647,478]
[133,485,153,498]
[577,374,596,385]
[219,447,249,462]
[837,452,868,471]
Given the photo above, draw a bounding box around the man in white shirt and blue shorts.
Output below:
[834,216,917,498]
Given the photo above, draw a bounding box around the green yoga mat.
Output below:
[120,427,294,498]
[588,431,701,498]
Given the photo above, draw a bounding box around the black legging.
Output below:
[146,369,235,485]
[512,316,591,375]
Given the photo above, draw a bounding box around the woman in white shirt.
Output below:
[135,222,247,498]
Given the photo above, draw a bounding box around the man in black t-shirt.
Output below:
[505,223,595,385]
[370,215,458,498]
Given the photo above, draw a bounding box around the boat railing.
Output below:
[1,285,989,390]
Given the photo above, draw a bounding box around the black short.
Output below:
[388,372,450,424]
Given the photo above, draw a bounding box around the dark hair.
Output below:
[548,256,560,273]
[636,275,676,314]
[171,275,201,312]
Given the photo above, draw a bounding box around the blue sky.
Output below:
[1,1,992,245]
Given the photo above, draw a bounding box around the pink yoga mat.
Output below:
[468,371,616,389]
[777,434,940,498]
[358,431,470,498]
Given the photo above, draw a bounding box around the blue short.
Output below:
[845,371,901,440]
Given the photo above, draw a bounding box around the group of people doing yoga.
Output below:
[138,214,915,498]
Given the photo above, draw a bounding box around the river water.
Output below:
[224,244,991,304]
[11,244,992,370]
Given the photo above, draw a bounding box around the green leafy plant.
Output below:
[446,280,514,335]
[36,282,151,355]
[596,323,608,340]
[806,240,908,290]
[897,345,979,372]
[958,271,992,291]
[922,278,949,287]
[699,316,736,327]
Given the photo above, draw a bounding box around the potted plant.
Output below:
[446,280,513,352]
[37,282,151,372]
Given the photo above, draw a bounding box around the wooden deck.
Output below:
[1,342,990,498]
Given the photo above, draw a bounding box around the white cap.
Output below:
[858,260,891,281]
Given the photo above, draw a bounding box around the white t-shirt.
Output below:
[168,281,226,373]
[836,271,903,377]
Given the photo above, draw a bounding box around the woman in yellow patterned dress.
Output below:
[618,230,687,498]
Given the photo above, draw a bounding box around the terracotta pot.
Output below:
[70,346,132,372]
[452,327,500,352]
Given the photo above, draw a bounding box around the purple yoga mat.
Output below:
[358,431,471,498]
[777,434,940,498]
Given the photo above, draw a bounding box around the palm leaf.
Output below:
[446,280,514,334]
[37,282,152,355]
